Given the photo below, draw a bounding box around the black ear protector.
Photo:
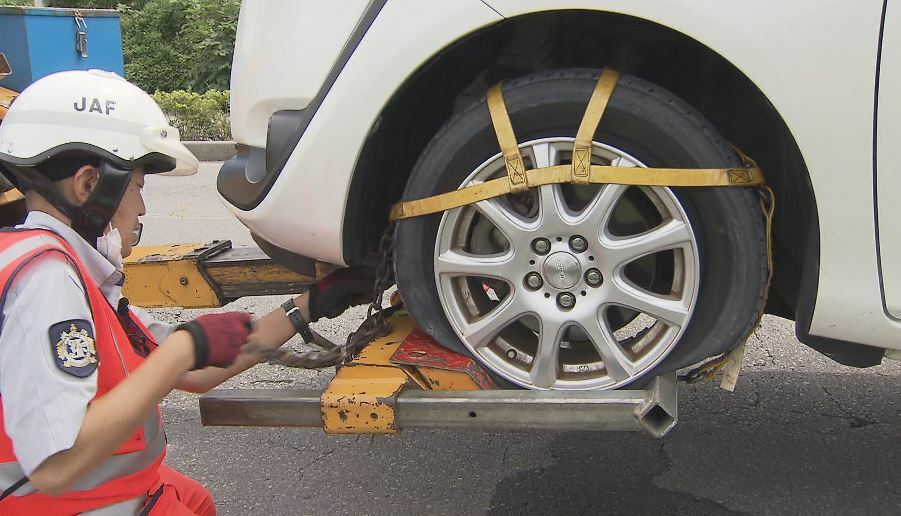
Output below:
[74,161,133,244]
[3,161,134,246]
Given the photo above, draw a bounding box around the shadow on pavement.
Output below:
[165,369,900,515]
[487,370,900,515]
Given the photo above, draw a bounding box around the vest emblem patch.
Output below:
[50,320,98,377]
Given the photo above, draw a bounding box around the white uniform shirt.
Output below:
[0,211,173,476]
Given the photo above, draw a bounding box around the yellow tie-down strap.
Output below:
[390,68,765,221]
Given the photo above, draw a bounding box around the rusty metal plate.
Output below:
[123,242,225,308]
[392,328,496,390]
[321,365,409,434]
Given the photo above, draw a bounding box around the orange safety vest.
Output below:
[0,228,166,514]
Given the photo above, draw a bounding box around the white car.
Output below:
[219,0,901,390]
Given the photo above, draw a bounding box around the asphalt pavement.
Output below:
[143,163,901,515]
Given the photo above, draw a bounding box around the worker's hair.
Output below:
[14,151,102,193]
[36,151,102,181]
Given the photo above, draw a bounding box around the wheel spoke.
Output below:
[527,141,559,169]
[435,249,513,279]
[538,184,570,226]
[530,318,564,388]
[474,198,534,248]
[461,295,526,348]
[602,219,692,267]
[578,183,628,232]
[580,317,637,381]
[607,276,689,328]
[611,155,638,168]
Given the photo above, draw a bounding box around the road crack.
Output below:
[821,385,879,428]
[762,346,777,366]
[302,447,338,470]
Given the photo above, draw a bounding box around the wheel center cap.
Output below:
[543,252,581,289]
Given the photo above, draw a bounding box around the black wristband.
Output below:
[281,298,314,343]
[176,320,208,370]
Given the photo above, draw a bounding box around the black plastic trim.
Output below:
[216,145,262,209]
[250,232,317,277]
[265,110,306,183]
[217,0,388,211]
[794,216,885,367]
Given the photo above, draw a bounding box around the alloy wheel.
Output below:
[434,138,700,389]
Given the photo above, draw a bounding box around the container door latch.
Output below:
[74,11,88,58]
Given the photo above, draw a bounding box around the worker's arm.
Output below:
[29,314,251,495]
[29,330,194,495]
[177,292,311,393]
[177,266,374,393]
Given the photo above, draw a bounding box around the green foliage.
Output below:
[121,0,238,93]
[120,0,192,92]
[179,0,239,91]
[1,0,238,93]
[48,1,145,7]
[3,0,237,140]
[0,1,145,7]
[152,89,230,141]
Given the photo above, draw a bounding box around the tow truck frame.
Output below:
[122,240,679,438]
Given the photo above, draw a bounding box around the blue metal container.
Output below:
[0,7,123,92]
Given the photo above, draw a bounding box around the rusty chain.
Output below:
[262,222,397,369]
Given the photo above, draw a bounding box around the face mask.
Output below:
[96,223,123,270]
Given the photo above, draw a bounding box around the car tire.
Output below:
[395,68,767,390]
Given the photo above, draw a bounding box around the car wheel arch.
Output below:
[342,8,816,323]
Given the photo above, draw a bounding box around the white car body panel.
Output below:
[223,0,501,263]
[225,0,901,350]
[482,3,898,349]
[229,0,369,148]
[877,1,901,320]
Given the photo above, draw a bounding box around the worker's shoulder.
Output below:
[3,238,85,297]
[0,228,72,255]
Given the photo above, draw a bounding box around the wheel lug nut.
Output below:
[532,238,551,255]
[525,272,543,290]
[557,292,576,310]
[585,269,603,287]
[570,235,588,253]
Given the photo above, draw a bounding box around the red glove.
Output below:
[308,266,375,322]
[176,312,253,369]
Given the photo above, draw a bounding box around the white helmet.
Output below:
[0,69,198,176]
[0,70,199,243]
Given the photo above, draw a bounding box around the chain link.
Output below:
[265,222,397,369]
[343,220,397,362]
